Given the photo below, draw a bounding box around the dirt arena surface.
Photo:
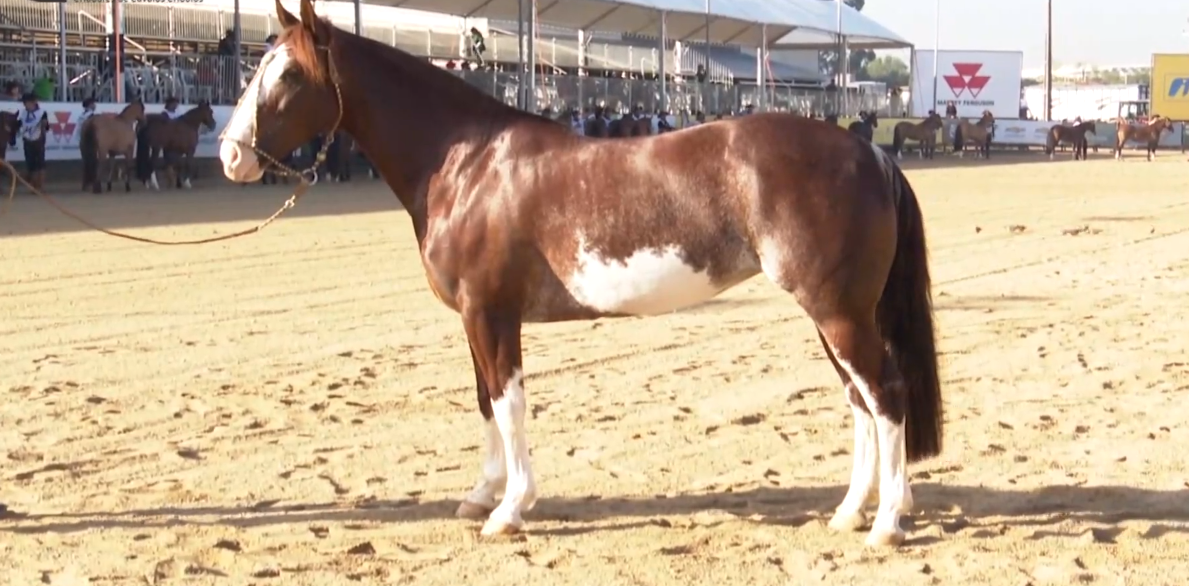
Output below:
[2,152,1188,585]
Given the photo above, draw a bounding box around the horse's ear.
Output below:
[298,0,328,40]
[276,0,298,28]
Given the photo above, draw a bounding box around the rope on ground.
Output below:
[0,158,307,246]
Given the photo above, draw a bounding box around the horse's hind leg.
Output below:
[817,316,913,547]
[817,329,880,533]
[183,154,193,189]
[455,347,508,520]
[93,154,106,194]
[122,151,133,192]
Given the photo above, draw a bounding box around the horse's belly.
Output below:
[564,245,723,315]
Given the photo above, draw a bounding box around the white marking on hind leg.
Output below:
[758,237,787,286]
[456,419,507,518]
[149,171,159,190]
[182,177,192,189]
[482,369,537,535]
[828,385,880,532]
[836,358,912,547]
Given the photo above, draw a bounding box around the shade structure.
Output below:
[370,0,909,49]
[772,0,911,50]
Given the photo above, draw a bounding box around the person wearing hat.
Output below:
[162,97,180,120]
[18,92,48,191]
[78,96,97,125]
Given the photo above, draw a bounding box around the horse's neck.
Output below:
[334,33,524,234]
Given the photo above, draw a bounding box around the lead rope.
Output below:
[0,45,344,247]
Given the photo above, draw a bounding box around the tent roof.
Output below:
[369,0,909,49]
[772,0,911,50]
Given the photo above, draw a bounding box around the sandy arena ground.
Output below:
[2,152,1188,586]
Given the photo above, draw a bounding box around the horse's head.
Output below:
[220,0,343,183]
[194,99,217,131]
[866,111,879,127]
[923,112,943,129]
[123,98,147,124]
[1150,115,1174,133]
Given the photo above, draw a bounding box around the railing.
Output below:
[0,45,888,118]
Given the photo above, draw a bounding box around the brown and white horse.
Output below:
[1114,115,1173,161]
[952,110,995,159]
[219,0,944,548]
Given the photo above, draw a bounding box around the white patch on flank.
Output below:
[483,369,537,534]
[462,419,507,509]
[565,235,722,315]
[219,43,295,182]
[835,358,913,546]
[757,236,787,287]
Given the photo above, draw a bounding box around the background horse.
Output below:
[1045,121,1095,161]
[79,99,146,193]
[135,100,216,189]
[1115,115,1173,161]
[848,111,878,142]
[0,111,18,175]
[953,110,995,159]
[891,113,943,159]
[219,0,942,548]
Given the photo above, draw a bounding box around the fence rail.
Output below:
[1,44,887,117]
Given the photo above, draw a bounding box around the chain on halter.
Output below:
[220,43,345,187]
[0,43,346,246]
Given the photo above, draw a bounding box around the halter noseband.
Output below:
[220,42,345,186]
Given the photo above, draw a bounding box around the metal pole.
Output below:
[659,11,667,113]
[234,0,242,103]
[113,0,123,102]
[354,0,362,35]
[516,0,525,109]
[759,24,767,110]
[577,29,585,112]
[1043,0,1052,121]
[931,0,940,113]
[57,3,67,101]
[527,0,536,111]
[704,0,710,72]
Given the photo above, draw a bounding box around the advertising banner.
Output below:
[1151,53,1189,120]
[911,50,1024,119]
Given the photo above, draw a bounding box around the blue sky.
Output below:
[861,0,1188,69]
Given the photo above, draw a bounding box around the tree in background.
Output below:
[863,55,909,87]
[818,0,876,80]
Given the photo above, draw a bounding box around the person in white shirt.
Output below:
[18,93,48,190]
[161,97,180,120]
[77,97,97,125]
[569,109,584,136]
[265,34,278,53]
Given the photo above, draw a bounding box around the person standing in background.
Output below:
[18,93,48,191]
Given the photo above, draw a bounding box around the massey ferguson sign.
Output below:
[911,50,1024,119]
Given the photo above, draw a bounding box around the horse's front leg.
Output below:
[455,347,507,520]
[461,309,536,535]
[182,153,193,188]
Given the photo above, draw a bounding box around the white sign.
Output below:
[0,101,235,162]
[956,118,1184,148]
[911,50,1024,119]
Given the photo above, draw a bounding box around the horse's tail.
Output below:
[80,119,99,187]
[877,161,943,462]
[952,122,963,152]
[892,124,904,156]
[135,118,153,182]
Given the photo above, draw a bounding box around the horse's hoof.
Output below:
[455,501,492,520]
[828,510,868,532]
[865,527,906,548]
[480,518,523,536]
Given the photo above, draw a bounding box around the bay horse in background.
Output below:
[891,113,943,159]
[952,110,995,159]
[135,100,217,190]
[1115,115,1173,161]
[79,99,146,193]
[1045,121,1095,161]
[219,0,943,548]
[848,111,879,142]
[0,111,18,180]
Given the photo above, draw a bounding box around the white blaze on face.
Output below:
[219,43,294,183]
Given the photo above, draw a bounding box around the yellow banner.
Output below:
[1152,53,1189,121]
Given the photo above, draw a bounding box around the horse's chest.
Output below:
[562,245,722,316]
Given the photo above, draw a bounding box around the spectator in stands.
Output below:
[469,27,486,67]
[5,81,24,102]
[32,74,55,102]
[162,97,181,120]
[696,64,707,84]
[217,29,239,103]
[265,34,278,53]
[218,29,237,57]
[18,93,49,191]
[569,109,584,135]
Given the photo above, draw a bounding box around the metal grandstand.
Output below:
[0,0,908,115]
